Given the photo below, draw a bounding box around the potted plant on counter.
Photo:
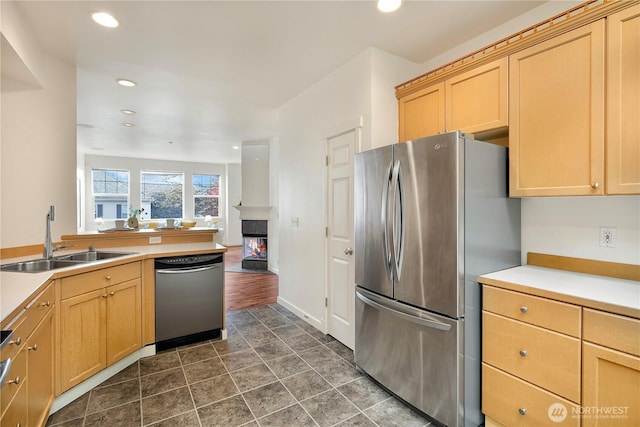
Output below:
[127,208,145,229]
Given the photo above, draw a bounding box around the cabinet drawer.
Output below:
[0,346,26,418]
[483,311,581,403]
[61,262,141,299]
[0,314,27,362]
[483,285,581,337]
[583,309,640,356]
[483,363,579,427]
[0,374,27,427]
[25,282,54,334]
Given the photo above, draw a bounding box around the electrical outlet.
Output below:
[599,227,616,248]
[149,236,162,244]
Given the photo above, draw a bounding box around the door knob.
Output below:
[344,248,354,255]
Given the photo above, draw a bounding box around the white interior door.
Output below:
[326,129,356,349]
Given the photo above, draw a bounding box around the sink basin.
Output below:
[1,251,135,273]
[54,250,135,262]
[0,258,85,273]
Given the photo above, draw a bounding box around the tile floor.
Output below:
[46,303,432,427]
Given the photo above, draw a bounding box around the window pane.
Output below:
[195,197,219,217]
[193,174,220,196]
[141,171,184,219]
[92,169,129,219]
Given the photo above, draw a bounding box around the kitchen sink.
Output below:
[1,251,135,273]
[54,250,135,262]
[0,258,85,273]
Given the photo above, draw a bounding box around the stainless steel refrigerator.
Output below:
[354,131,521,427]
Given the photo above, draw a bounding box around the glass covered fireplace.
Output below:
[241,220,268,270]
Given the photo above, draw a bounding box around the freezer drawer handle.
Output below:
[356,291,451,331]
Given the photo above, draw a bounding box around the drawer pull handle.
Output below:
[7,376,20,385]
[520,306,528,313]
[519,408,527,416]
[39,301,51,307]
[28,344,38,351]
[9,337,22,346]
[103,293,108,298]
[105,275,112,280]
[110,291,115,296]
[519,350,528,357]
[591,182,600,190]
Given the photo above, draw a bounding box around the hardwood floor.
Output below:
[225,245,278,311]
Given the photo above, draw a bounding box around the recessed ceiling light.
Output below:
[377,0,402,13]
[117,79,137,87]
[120,109,136,115]
[91,12,119,28]
[122,122,135,127]
[232,146,240,150]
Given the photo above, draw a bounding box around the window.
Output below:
[193,174,220,217]
[92,169,129,219]
[141,171,184,219]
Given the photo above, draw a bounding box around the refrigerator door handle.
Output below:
[391,160,404,281]
[356,290,452,331]
[381,161,394,280]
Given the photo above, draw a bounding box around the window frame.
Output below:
[91,168,130,220]
[193,173,221,218]
[140,170,185,220]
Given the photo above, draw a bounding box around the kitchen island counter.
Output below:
[1,242,226,324]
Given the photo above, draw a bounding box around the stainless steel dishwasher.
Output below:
[155,253,224,350]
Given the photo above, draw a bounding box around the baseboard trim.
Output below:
[50,345,156,414]
[276,296,324,332]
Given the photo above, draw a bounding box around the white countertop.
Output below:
[480,265,640,318]
[0,242,226,324]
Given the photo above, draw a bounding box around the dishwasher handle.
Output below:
[156,264,222,274]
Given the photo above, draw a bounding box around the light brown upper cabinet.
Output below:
[606,5,640,195]
[445,58,508,136]
[509,20,606,197]
[398,58,508,142]
[398,82,445,142]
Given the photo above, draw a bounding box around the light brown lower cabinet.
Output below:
[27,309,55,427]
[482,284,640,427]
[0,282,55,427]
[582,308,640,427]
[58,277,141,393]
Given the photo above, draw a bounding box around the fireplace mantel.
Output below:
[233,205,272,220]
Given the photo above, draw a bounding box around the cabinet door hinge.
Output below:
[325,227,328,237]
[325,297,328,307]
[326,155,329,166]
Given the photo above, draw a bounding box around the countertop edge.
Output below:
[479,266,640,319]
[1,243,227,326]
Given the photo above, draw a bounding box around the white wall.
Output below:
[522,196,640,265]
[1,2,77,249]
[226,163,242,246]
[269,137,280,273]
[276,47,419,327]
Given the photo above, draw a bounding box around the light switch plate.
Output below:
[149,236,162,244]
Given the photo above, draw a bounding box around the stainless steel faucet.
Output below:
[43,205,56,259]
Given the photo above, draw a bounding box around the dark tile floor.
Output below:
[46,303,432,427]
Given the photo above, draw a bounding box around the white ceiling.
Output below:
[15,0,546,164]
